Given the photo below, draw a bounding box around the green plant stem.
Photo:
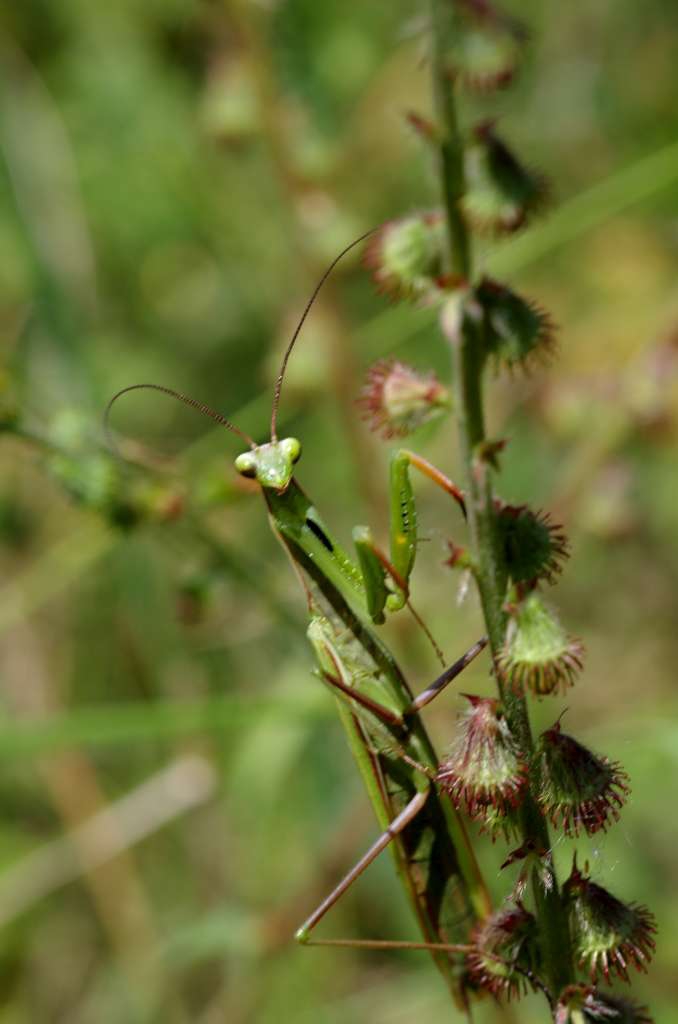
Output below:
[430,0,470,280]
[430,0,574,1002]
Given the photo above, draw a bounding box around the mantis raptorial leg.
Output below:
[105,232,493,1008]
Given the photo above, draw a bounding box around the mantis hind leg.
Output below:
[294,789,430,945]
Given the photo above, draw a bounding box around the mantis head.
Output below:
[235,438,301,493]
[105,232,372,487]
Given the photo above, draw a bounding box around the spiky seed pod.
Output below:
[591,995,653,1024]
[498,593,584,696]
[356,360,450,439]
[437,695,527,824]
[449,0,527,93]
[564,862,657,983]
[462,122,548,234]
[363,213,447,303]
[475,277,557,371]
[467,904,538,1000]
[496,503,570,585]
[534,720,630,836]
[555,985,654,1023]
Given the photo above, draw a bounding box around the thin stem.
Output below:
[430,0,574,1001]
[430,1,470,279]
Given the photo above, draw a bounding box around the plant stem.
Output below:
[430,0,470,280]
[430,0,575,1001]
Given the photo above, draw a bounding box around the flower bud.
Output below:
[462,122,548,234]
[475,277,556,371]
[452,1,527,94]
[498,593,584,696]
[501,839,555,902]
[555,985,653,1024]
[363,213,446,303]
[496,503,570,585]
[564,861,657,983]
[475,437,508,471]
[356,360,450,439]
[533,720,629,836]
[437,695,527,824]
[467,904,538,999]
[444,541,475,573]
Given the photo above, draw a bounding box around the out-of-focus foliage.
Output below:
[0,1,677,1021]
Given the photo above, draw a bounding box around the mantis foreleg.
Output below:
[351,448,467,623]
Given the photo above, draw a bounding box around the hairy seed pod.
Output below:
[356,360,450,439]
[462,122,548,234]
[437,695,527,824]
[496,503,570,585]
[498,593,584,696]
[555,984,654,1023]
[475,277,557,371]
[564,861,657,983]
[534,720,629,836]
[467,904,538,1000]
[449,0,527,93]
[363,213,447,303]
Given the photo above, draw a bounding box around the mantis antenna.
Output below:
[105,231,374,451]
[269,228,376,441]
[104,383,256,452]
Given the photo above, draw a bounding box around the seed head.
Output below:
[564,861,657,983]
[555,985,653,1023]
[437,695,527,824]
[451,1,527,94]
[498,593,584,696]
[476,277,557,371]
[363,213,446,303]
[356,360,450,439]
[534,720,629,836]
[496,503,570,585]
[467,904,538,1000]
[462,122,548,234]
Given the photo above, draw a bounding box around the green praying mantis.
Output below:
[106,233,498,1008]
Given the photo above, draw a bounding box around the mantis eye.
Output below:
[235,453,257,478]
[282,437,302,463]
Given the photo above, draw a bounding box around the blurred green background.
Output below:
[1,1,677,1021]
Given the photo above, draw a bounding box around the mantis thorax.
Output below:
[234,437,301,492]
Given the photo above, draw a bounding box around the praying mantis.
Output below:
[106,234,495,1008]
